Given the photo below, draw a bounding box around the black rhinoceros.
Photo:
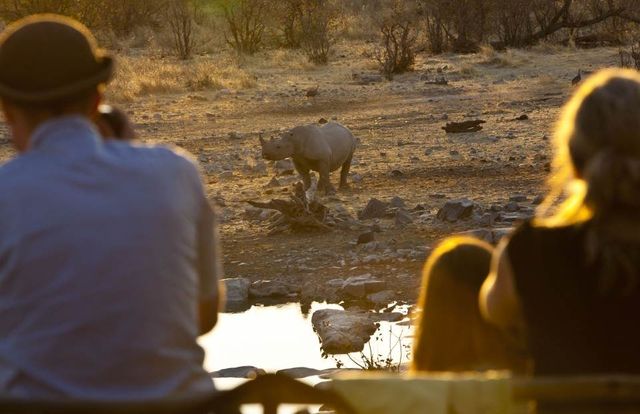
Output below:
[260,122,357,195]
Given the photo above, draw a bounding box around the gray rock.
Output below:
[351,173,363,183]
[327,279,346,289]
[389,196,406,209]
[265,177,282,188]
[249,280,295,298]
[276,367,324,378]
[532,194,544,205]
[503,201,520,212]
[244,206,263,221]
[358,198,390,220]
[509,194,528,202]
[221,278,250,311]
[436,199,474,222]
[211,366,265,378]
[219,171,234,180]
[228,131,244,140]
[367,290,396,305]
[341,275,386,298]
[372,312,404,322]
[311,309,379,354]
[395,209,413,227]
[357,232,375,244]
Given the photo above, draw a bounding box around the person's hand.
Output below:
[96,105,137,141]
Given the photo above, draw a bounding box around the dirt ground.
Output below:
[0,44,623,306]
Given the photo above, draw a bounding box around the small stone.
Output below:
[357,232,375,244]
[389,196,406,208]
[219,171,234,180]
[395,209,413,227]
[509,194,528,202]
[265,177,281,188]
[228,131,244,140]
[390,169,404,178]
[351,173,363,183]
[504,201,520,212]
[515,114,529,121]
[532,195,544,205]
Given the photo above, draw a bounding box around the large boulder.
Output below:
[311,309,404,354]
[437,199,474,222]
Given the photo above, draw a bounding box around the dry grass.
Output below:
[263,49,317,71]
[477,45,521,67]
[108,55,257,101]
[458,63,478,76]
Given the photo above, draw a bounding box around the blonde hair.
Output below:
[412,237,525,372]
[537,68,640,294]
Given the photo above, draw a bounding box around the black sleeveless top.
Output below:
[507,220,640,375]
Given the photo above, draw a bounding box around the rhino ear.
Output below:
[259,133,265,146]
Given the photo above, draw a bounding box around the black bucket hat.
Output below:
[0,14,113,104]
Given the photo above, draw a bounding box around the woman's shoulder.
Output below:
[506,219,590,267]
[509,218,590,245]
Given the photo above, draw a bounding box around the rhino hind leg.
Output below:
[318,161,336,195]
[339,152,353,190]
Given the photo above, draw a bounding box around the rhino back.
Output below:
[319,123,356,170]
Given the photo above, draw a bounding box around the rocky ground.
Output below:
[0,44,622,312]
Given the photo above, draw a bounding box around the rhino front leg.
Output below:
[339,152,353,190]
[293,159,312,190]
[318,161,336,195]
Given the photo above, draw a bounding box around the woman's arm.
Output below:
[479,239,525,333]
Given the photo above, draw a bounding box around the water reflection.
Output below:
[199,302,414,373]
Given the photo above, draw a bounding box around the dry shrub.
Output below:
[166,0,200,59]
[374,0,420,80]
[221,0,267,55]
[299,0,337,64]
[477,45,518,67]
[108,56,256,102]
